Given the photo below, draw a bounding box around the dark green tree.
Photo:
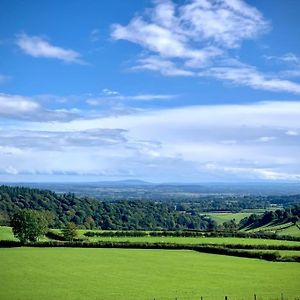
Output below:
[11,209,48,243]
[61,222,78,241]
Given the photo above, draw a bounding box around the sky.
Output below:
[0,0,300,183]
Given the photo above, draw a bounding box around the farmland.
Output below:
[0,185,299,299]
[1,247,300,300]
[78,233,300,246]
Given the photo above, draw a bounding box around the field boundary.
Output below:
[1,240,300,263]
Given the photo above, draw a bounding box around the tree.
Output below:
[11,209,48,243]
[61,222,78,241]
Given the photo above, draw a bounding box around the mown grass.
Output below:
[0,247,299,300]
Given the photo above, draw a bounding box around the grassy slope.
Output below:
[0,226,17,241]
[246,222,300,237]
[279,224,300,237]
[205,212,254,224]
[0,247,299,300]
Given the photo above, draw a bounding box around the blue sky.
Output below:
[0,0,300,182]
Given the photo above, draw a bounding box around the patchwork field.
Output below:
[1,247,299,300]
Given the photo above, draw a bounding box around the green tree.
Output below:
[11,209,48,243]
[62,222,78,241]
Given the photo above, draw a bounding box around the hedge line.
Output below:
[1,240,299,262]
[84,230,300,241]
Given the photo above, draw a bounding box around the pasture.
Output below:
[1,247,300,300]
[78,233,300,246]
[204,212,254,225]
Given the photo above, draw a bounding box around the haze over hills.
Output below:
[3,181,300,199]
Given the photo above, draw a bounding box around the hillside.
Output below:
[0,185,215,231]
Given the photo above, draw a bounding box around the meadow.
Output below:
[204,212,255,225]
[77,232,300,246]
[1,247,300,300]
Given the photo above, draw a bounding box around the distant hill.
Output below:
[3,181,300,198]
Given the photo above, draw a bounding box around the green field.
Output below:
[205,212,254,225]
[0,247,299,300]
[2,225,300,247]
[279,224,300,237]
[0,226,17,241]
[245,222,300,237]
[79,234,300,246]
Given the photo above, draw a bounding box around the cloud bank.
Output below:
[2,100,300,182]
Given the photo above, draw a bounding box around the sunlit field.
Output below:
[1,247,299,300]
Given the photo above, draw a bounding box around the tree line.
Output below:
[0,185,217,230]
[239,205,300,229]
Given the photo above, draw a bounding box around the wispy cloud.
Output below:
[90,28,100,42]
[198,66,300,93]
[86,88,177,105]
[16,33,84,64]
[0,93,80,121]
[132,56,195,77]
[0,74,10,85]
[265,53,300,79]
[111,0,300,94]
[0,129,127,151]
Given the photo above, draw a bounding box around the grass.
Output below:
[246,222,300,237]
[277,224,300,237]
[0,247,299,300]
[205,212,254,225]
[78,234,300,246]
[0,226,17,241]
[2,225,300,248]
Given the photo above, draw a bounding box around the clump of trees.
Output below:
[61,222,78,241]
[11,209,49,243]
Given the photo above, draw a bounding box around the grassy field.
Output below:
[0,226,17,241]
[279,224,300,237]
[78,234,300,246]
[205,212,254,225]
[245,222,300,237]
[1,226,300,246]
[0,247,299,300]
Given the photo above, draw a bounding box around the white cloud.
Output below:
[132,56,195,76]
[265,53,300,79]
[286,130,299,136]
[0,93,80,121]
[180,0,269,48]
[86,90,177,106]
[5,166,18,175]
[8,100,297,181]
[111,0,300,94]
[16,33,84,64]
[265,53,300,65]
[198,66,300,93]
[257,136,276,143]
[102,88,119,96]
